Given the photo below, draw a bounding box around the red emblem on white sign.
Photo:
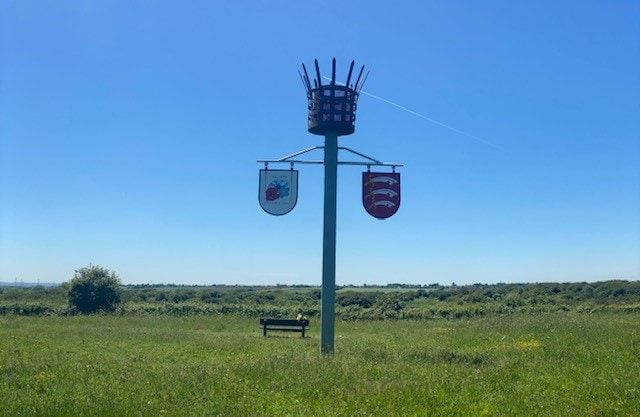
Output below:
[362,172,401,219]
[259,169,299,216]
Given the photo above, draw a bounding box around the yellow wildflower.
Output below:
[514,340,541,348]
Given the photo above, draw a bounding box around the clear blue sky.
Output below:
[1,1,639,286]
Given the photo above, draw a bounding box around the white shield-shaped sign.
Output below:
[259,169,299,216]
[363,172,401,219]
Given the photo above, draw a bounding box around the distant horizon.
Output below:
[3,278,638,289]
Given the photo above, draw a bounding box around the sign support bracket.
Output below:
[258,145,403,169]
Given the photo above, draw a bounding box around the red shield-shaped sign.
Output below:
[362,172,401,219]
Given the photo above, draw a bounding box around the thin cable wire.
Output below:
[322,76,512,154]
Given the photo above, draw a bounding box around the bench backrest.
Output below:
[260,318,309,326]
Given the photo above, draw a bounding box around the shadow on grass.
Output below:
[359,347,493,366]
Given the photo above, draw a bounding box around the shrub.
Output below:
[68,265,122,314]
[337,291,377,308]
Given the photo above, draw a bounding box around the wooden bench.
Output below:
[260,318,309,337]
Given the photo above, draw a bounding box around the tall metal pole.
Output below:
[259,60,402,355]
[321,132,338,355]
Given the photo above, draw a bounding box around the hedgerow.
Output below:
[1,280,639,319]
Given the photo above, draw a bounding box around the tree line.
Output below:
[0,266,639,319]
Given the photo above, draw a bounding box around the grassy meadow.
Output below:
[1,312,639,416]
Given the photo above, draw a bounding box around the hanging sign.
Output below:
[362,172,401,219]
[259,169,299,215]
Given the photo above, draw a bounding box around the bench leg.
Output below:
[263,324,267,337]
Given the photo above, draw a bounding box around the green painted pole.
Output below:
[321,132,338,355]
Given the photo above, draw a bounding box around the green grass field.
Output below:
[1,313,638,416]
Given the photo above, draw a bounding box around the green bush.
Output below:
[337,291,377,308]
[68,265,122,314]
